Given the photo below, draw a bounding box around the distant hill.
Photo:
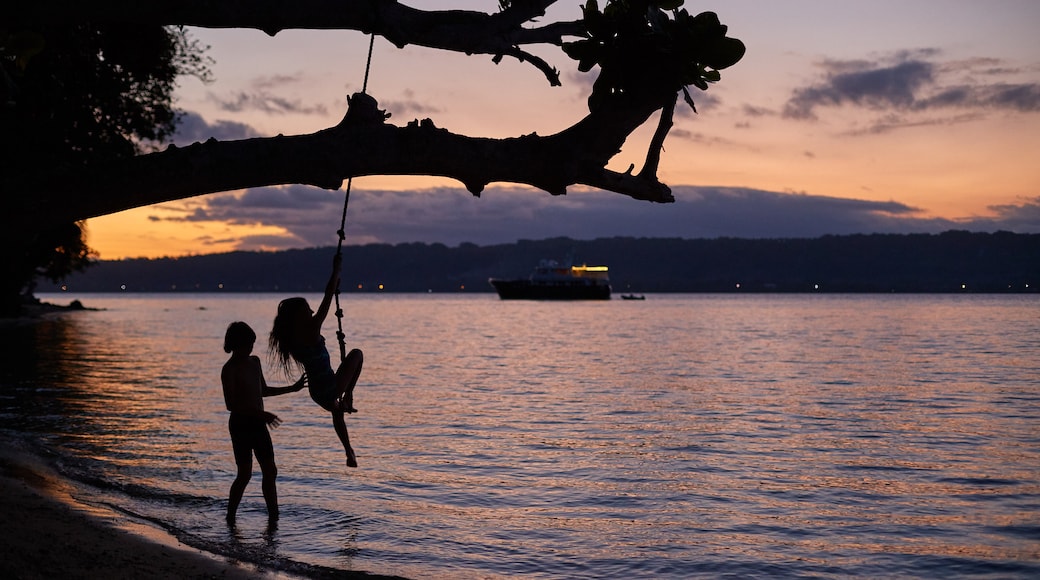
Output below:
[36,232,1039,294]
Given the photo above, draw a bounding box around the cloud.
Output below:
[171,111,263,145]
[784,59,934,119]
[207,90,328,115]
[985,196,1040,231]
[250,73,305,90]
[380,89,443,119]
[154,185,1039,252]
[783,52,1040,123]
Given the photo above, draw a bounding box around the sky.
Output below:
[88,0,1040,259]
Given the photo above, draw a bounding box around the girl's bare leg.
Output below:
[333,410,357,468]
[335,348,363,413]
[332,348,362,467]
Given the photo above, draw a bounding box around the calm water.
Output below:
[2,293,1038,578]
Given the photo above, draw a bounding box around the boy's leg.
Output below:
[228,422,253,522]
[228,462,251,522]
[255,428,278,520]
[257,457,279,520]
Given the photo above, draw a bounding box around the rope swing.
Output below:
[333,33,376,363]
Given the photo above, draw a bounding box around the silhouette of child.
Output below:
[269,254,364,468]
[222,321,305,523]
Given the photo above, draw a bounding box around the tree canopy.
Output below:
[2,0,744,312]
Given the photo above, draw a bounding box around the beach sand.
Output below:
[0,448,408,579]
[0,449,287,579]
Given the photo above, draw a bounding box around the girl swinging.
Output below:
[269,254,363,468]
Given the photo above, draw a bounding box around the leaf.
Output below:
[702,37,745,70]
[682,86,697,112]
[655,0,685,10]
[562,40,601,69]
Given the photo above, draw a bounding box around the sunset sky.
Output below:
[88,0,1040,260]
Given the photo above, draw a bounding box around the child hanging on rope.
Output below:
[269,254,364,468]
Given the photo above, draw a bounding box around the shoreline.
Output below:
[0,306,409,580]
[0,443,408,579]
[0,446,290,579]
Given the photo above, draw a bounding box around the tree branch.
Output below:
[7,91,673,235]
[639,94,676,181]
[14,1,587,83]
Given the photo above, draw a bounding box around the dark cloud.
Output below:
[985,196,1040,231]
[783,52,1040,122]
[159,185,1038,251]
[784,60,934,119]
[381,89,442,119]
[741,104,773,118]
[171,111,263,145]
[250,73,304,89]
[207,90,328,115]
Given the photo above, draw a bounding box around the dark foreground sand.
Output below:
[0,450,287,579]
[0,447,408,579]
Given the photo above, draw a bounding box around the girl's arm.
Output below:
[255,357,306,397]
[263,373,307,397]
[312,253,341,328]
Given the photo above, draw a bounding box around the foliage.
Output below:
[0,20,211,313]
[562,0,745,111]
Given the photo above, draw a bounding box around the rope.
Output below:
[333,33,376,363]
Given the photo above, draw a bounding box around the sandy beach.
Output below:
[1,307,270,578]
[0,449,288,579]
[0,447,406,579]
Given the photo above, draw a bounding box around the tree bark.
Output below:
[6,1,695,237]
[14,1,584,84]
[6,92,674,236]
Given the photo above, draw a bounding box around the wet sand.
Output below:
[0,445,413,579]
[0,449,284,579]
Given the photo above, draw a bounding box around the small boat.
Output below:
[620,294,645,300]
[489,260,611,300]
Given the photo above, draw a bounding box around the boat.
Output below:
[621,294,645,300]
[489,260,611,300]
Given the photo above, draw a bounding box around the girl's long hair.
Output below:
[269,297,310,377]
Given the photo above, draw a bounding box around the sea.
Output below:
[1,293,1038,579]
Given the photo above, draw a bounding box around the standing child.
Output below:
[269,254,364,468]
[222,321,305,523]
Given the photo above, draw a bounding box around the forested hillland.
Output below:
[38,231,1038,294]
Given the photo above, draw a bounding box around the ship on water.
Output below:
[489,259,611,300]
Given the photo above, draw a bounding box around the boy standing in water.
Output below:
[221,321,305,523]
